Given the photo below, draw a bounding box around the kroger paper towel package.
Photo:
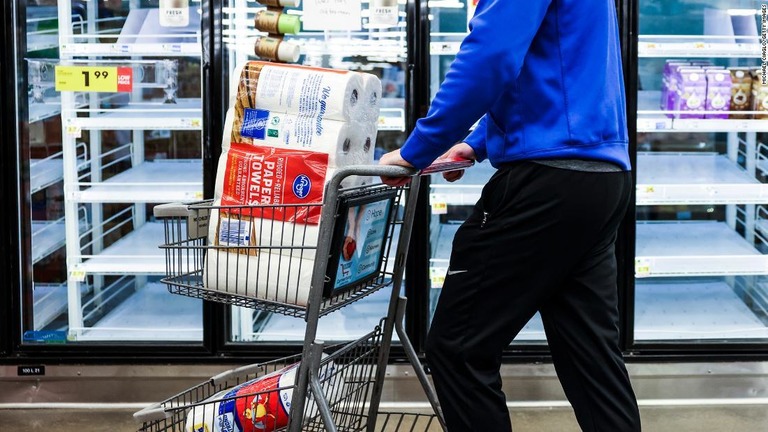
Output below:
[205,62,383,301]
[185,358,344,432]
[184,389,230,432]
[204,249,314,305]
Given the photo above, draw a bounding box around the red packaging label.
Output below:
[221,143,329,224]
[116,66,133,92]
[218,363,297,432]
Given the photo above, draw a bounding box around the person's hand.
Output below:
[436,143,476,182]
[378,149,414,187]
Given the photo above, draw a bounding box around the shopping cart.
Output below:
[134,165,450,432]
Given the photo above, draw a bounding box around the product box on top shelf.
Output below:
[729,68,752,119]
[751,69,768,119]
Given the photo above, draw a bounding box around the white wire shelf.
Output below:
[73,281,202,342]
[638,35,761,58]
[635,278,768,340]
[31,220,66,264]
[30,158,64,194]
[636,152,768,205]
[30,144,88,194]
[637,91,768,133]
[64,98,202,131]
[76,221,168,275]
[33,283,68,329]
[635,221,768,277]
[71,159,202,203]
[60,8,201,57]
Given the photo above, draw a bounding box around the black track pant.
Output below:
[426,161,641,432]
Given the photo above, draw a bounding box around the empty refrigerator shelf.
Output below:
[65,98,202,130]
[635,279,768,340]
[635,222,768,277]
[72,159,202,202]
[430,223,459,262]
[636,90,768,132]
[78,222,167,275]
[75,282,202,341]
[429,161,496,207]
[29,97,64,123]
[29,158,64,193]
[33,283,67,329]
[31,220,66,264]
[30,144,88,194]
[636,152,767,204]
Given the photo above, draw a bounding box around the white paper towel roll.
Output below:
[255,64,365,122]
[204,249,314,305]
[184,389,228,432]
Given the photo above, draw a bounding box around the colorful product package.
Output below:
[212,358,344,432]
[220,143,329,224]
[729,68,753,119]
[751,69,768,119]
[674,68,706,119]
[704,69,731,119]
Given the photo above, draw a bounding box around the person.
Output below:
[378,0,642,430]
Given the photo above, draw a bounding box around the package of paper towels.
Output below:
[204,249,313,305]
[184,358,344,432]
[208,207,321,261]
[230,61,365,143]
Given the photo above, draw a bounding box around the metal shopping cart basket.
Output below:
[134,166,449,432]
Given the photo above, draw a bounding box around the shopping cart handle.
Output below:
[133,405,171,423]
[153,200,213,218]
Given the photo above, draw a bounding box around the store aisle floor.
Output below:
[1,405,767,431]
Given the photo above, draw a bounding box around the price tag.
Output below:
[65,125,82,138]
[430,194,448,215]
[55,66,133,93]
[430,267,446,288]
[639,185,655,194]
[69,266,87,282]
[635,258,651,278]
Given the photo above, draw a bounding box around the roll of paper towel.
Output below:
[254,64,364,122]
[204,249,313,305]
[184,389,229,432]
[207,206,320,261]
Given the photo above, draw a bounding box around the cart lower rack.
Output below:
[137,166,450,432]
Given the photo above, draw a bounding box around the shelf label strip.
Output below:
[55,66,133,93]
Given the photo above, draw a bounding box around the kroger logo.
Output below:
[293,174,311,199]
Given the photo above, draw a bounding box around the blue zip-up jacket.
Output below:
[399,0,630,170]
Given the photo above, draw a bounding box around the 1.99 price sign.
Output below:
[55,66,133,93]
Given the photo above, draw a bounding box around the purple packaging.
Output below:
[674,68,706,119]
[704,69,731,119]
[661,62,691,115]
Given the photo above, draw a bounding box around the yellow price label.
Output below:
[65,125,82,138]
[431,201,448,215]
[55,65,133,93]
[430,267,446,288]
[69,267,87,282]
[635,259,651,277]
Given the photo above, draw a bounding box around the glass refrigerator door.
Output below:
[427,1,546,344]
[220,0,409,342]
[635,0,768,343]
[18,0,204,344]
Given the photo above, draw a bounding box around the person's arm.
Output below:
[398,0,552,169]
[462,115,488,162]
